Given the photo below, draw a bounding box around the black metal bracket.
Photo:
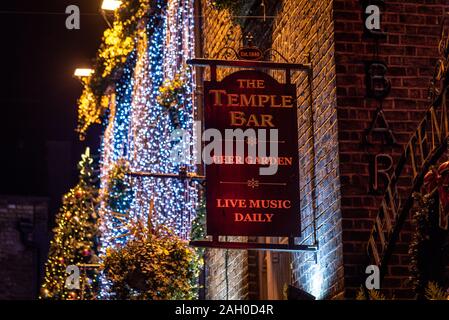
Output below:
[187,58,311,85]
[128,170,206,188]
[190,236,318,252]
[128,171,205,181]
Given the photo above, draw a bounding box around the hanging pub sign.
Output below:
[204,69,301,237]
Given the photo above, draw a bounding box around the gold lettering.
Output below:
[281,95,293,108]
[236,79,265,89]
[230,111,246,126]
[237,80,246,88]
[258,95,270,106]
[241,94,257,107]
[246,114,259,127]
[209,90,227,106]
[270,95,281,107]
[260,114,275,128]
[227,93,239,107]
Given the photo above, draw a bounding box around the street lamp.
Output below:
[74,68,94,78]
[101,0,122,27]
[101,0,122,11]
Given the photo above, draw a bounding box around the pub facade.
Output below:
[196,0,449,300]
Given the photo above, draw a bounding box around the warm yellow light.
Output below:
[74,68,94,78]
[101,0,122,11]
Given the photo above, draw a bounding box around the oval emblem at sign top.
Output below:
[238,47,262,61]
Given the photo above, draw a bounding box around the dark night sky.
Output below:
[0,1,106,214]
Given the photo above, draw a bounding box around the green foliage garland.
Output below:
[356,288,387,300]
[211,0,245,16]
[190,198,206,257]
[190,199,206,242]
[409,192,434,295]
[356,283,449,300]
[425,281,449,300]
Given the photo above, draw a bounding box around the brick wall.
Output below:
[269,0,344,299]
[333,0,449,298]
[200,0,449,300]
[200,0,343,299]
[0,196,49,299]
[200,2,250,300]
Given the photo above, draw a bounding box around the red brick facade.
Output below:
[200,2,250,300]
[334,0,449,298]
[200,0,343,299]
[200,0,449,300]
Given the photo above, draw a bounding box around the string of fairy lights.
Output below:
[97,0,198,297]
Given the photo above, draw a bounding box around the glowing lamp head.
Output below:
[101,0,122,11]
[74,68,94,78]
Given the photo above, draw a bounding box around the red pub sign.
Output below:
[204,70,301,237]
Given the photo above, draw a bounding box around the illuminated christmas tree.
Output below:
[40,148,100,300]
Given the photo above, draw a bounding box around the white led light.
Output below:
[97,0,197,297]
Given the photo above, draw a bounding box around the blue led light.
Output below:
[97,0,198,298]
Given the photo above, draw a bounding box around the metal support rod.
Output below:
[100,10,112,28]
[128,171,205,181]
[188,58,311,72]
[307,53,319,251]
[190,239,318,252]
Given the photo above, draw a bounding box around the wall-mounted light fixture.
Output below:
[74,68,94,78]
[101,0,122,11]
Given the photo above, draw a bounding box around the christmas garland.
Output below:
[425,282,449,300]
[211,0,244,16]
[356,282,449,300]
[190,199,206,242]
[76,0,161,140]
[102,223,202,300]
[210,0,268,27]
[77,78,110,140]
[356,288,387,300]
[190,198,206,257]
[408,164,449,298]
[409,192,434,296]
